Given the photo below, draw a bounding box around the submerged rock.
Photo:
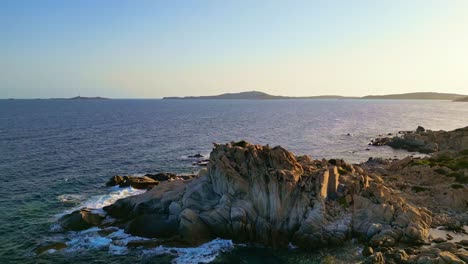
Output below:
[34,242,67,254]
[188,153,204,158]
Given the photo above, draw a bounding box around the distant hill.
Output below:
[163,91,467,100]
[361,92,466,100]
[68,96,109,100]
[48,96,110,100]
[453,96,468,102]
[163,91,354,100]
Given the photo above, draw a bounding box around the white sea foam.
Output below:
[52,186,233,263]
[57,194,86,204]
[55,186,145,218]
[80,186,145,210]
[66,231,113,252]
[144,238,234,264]
[62,227,149,253]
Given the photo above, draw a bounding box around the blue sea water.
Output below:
[0,99,467,263]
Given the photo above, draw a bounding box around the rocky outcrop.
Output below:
[98,142,433,250]
[369,126,468,154]
[59,208,105,231]
[105,173,197,189]
[106,175,159,189]
[389,126,468,153]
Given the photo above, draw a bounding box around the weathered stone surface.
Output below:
[106,175,159,189]
[106,175,125,186]
[102,142,433,249]
[438,251,464,264]
[59,208,105,231]
[389,126,468,153]
[433,237,447,243]
[363,246,374,256]
[145,172,176,181]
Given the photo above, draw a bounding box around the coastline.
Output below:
[44,126,468,263]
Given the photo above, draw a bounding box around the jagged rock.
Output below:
[438,251,464,264]
[456,251,468,262]
[416,126,426,133]
[59,208,105,231]
[106,175,125,186]
[388,126,468,153]
[366,252,385,264]
[390,249,409,263]
[145,173,176,181]
[102,142,433,250]
[106,175,159,189]
[434,242,458,253]
[367,224,383,239]
[363,246,374,256]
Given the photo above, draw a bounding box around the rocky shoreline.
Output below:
[55,127,468,263]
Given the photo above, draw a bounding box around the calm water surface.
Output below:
[0,99,467,263]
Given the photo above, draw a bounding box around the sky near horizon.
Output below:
[1,1,468,98]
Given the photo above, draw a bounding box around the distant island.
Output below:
[163,91,354,100]
[453,96,468,102]
[361,92,466,100]
[163,91,467,100]
[50,96,110,100]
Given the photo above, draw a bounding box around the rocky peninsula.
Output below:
[57,127,468,263]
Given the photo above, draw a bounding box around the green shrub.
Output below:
[412,186,430,193]
[411,159,431,166]
[232,140,249,148]
[451,184,464,189]
[429,156,468,171]
[321,255,337,264]
[434,168,448,175]
[447,172,468,184]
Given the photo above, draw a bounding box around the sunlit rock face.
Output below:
[98,141,432,249]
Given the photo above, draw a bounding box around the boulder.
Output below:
[363,246,374,256]
[145,173,176,181]
[366,252,385,264]
[438,251,464,264]
[106,175,125,186]
[59,208,104,231]
[106,175,159,189]
[433,237,447,243]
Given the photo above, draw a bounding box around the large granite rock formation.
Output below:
[100,142,432,249]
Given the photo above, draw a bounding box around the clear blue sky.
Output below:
[1,0,468,98]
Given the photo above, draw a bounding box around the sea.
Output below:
[0,99,467,264]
